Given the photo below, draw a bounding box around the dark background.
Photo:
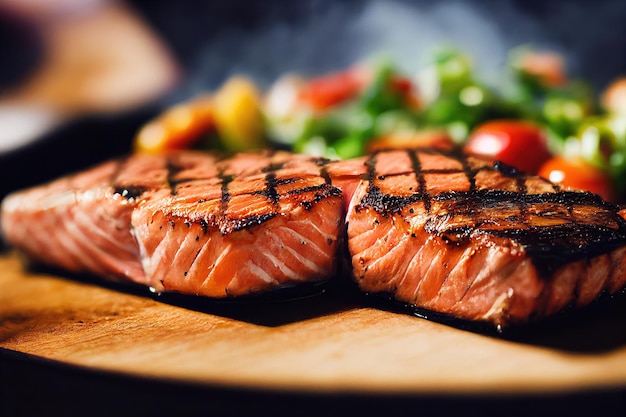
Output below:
[129,0,626,92]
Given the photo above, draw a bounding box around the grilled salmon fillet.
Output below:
[2,147,626,327]
[0,150,343,297]
[342,148,626,327]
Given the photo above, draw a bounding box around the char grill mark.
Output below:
[310,156,334,185]
[357,152,420,215]
[224,213,277,233]
[494,161,530,215]
[166,153,224,194]
[219,171,234,206]
[357,148,480,215]
[259,172,281,205]
[356,148,626,276]
[261,160,286,173]
[218,169,235,230]
[426,190,626,271]
[113,184,149,201]
[111,153,193,201]
[461,151,478,194]
[220,162,281,234]
[313,158,334,185]
[492,161,527,195]
[217,168,234,234]
[224,158,340,230]
[225,160,284,233]
[110,157,150,201]
[320,167,332,185]
[166,156,186,195]
[408,149,430,212]
[210,154,340,234]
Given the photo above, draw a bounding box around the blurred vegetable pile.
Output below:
[133,47,626,203]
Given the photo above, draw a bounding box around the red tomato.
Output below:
[464,120,551,174]
[538,156,615,202]
[298,67,369,111]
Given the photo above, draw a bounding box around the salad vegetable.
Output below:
[132,47,626,203]
[464,120,550,174]
[212,76,266,152]
[134,95,213,153]
[538,156,615,202]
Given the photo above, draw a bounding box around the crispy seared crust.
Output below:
[345,148,626,326]
[2,147,626,325]
[128,151,343,296]
[1,150,344,297]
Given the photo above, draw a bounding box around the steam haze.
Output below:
[145,0,626,100]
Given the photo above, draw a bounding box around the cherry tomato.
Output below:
[464,120,551,174]
[538,156,615,202]
[298,67,369,111]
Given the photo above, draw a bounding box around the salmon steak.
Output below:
[0,150,343,297]
[2,148,626,327]
[342,148,626,327]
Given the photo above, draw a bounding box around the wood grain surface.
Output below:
[1,251,626,396]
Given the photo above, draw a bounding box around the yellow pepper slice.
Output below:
[212,76,265,151]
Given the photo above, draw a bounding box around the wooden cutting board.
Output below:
[1,250,626,395]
